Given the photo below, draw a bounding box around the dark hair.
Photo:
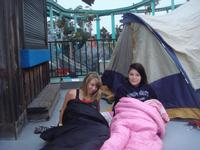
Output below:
[128,63,148,85]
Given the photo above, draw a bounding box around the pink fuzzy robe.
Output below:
[100,97,169,150]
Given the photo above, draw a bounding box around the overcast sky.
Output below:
[56,0,187,34]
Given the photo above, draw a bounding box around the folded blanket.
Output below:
[101,97,168,150]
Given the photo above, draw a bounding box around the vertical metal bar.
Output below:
[73,43,76,76]
[171,0,175,10]
[91,40,94,71]
[55,41,59,77]
[61,41,64,79]
[67,41,71,75]
[50,6,54,33]
[96,15,100,40]
[102,40,106,73]
[74,15,77,32]
[151,0,155,16]
[111,13,116,39]
[96,39,100,74]
[79,43,82,76]
[108,40,111,59]
[84,42,88,74]
[49,42,53,77]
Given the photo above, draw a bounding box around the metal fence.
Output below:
[48,39,116,78]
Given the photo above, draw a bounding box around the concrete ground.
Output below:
[0,89,200,150]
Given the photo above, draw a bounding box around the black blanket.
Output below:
[40,100,110,150]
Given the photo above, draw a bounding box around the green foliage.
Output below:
[100,27,110,39]
[73,28,90,48]
[64,24,74,36]
[73,28,89,41]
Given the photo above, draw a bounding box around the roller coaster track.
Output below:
[46,0,152,17]
[47,0,182,20]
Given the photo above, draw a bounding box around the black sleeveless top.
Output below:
[62,89,100,125]
[75,89,99,111]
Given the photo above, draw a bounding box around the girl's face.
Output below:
[87,78,99,95]
[128,69,142,87]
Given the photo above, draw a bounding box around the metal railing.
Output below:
[48,39,116,78]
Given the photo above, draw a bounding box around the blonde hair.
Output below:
[80,72,102,101]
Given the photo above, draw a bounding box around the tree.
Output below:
[144,0,161,14]
[100,27,109,39]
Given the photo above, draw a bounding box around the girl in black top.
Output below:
[113,63,157,108]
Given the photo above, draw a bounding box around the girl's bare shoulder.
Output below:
[65,89,77,100]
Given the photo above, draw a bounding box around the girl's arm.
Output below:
[58,89,75,125]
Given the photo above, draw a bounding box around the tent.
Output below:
[102,0,200,119]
